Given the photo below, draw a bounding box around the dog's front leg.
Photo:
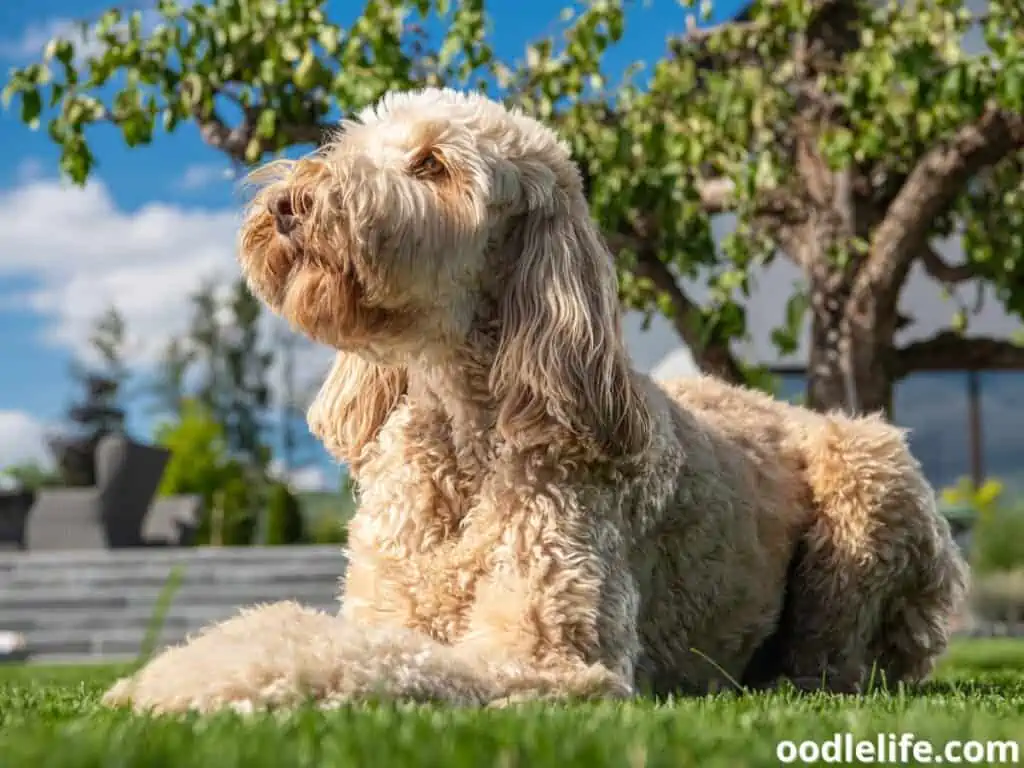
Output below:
[455,484,640,703]
[102,601,497,714]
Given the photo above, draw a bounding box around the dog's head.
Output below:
[240,88,650,463]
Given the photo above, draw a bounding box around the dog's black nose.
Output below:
[270,194,299,236]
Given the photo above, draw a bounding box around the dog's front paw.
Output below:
[481,656,635,705]
[101,601,346,715]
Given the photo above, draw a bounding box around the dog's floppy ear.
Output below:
[307,350,407,467]
[490,184,652,459]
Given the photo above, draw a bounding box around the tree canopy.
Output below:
[5,0,1024,414]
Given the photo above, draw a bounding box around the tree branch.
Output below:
[83,68,334,164]
[895,331,1024,376]
[667,18,763,69]
[859,108,1024,303]
[615,239,745,384]
[195,106,332,163]
[920,243,976,285]
[669,0,863,73]
[281,121,333,147]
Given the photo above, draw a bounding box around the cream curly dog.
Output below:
[104,88,967,714]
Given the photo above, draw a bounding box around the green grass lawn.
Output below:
[1,640,1022,767]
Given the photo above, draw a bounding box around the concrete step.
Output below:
[1,599,340,633]
[23,600,342,659]
[0,545,345,571]
[25,654,132,664]
[2,559,346,589]
[0,581,340,613]
[0,546,350,661]
[27,625,225,658]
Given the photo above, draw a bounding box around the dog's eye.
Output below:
[410,150,446,179]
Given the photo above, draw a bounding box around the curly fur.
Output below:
[103,88,968,714]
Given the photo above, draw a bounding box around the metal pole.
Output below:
[966,369,984,488]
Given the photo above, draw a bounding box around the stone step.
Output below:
[26,624,232,658]
[2,559,346,589]
[0,545,344,570]
[1,599,339,633]
[23,653,131,665]
[23,599,341,660]
[0,546,351,661]
[0,580,340,613]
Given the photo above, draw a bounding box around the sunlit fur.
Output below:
[104,88,968,714]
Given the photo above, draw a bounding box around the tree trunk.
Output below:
[800,228,896,417]
[805,307,894,416]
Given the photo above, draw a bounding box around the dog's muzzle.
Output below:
[269,189,314,238]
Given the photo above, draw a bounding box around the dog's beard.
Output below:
[280,263,425,353]
[282,266,361,343]
[239,206,435,355]
[238,209,300,307]
[239,207,372,341]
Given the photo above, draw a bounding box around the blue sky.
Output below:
[0,0,753,487]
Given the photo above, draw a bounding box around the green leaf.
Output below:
[244,137,263,164]
[59,144,93,185]
[1002,64,1024,108]
[0,82,17,109]
[317,26,340,55]
[770,328,798,356]
[951,308,968,334]
[19,88,42,128]
[293,49,317,89]
[281,39,303,63]
[257,108,277,139]
[784,290,809,334]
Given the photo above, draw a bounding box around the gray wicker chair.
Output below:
[144,495,201,546]
[24,435,176,550]
[0,489,34,550]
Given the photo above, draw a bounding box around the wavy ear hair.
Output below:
[490,172,652,459]
[307,351,407,468]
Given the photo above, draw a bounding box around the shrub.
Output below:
[308,514,348,546]
[154,399,265,546]
[939,476,1024,575]
[264,482,306,545]
[971,570,1024,624]
[206,470,258,546]
[971,502,1024,575]
[941,476,1005,520]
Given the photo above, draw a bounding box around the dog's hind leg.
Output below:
[743,415,968,693]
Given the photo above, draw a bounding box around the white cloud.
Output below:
[174,163,236,192]
[0,411,52,472]
[0,176,334,410]
[0,17,104,63]
[0,7,169,64]
[14,157,45,184]
[0,178,240,353]
[0,18,74,60]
